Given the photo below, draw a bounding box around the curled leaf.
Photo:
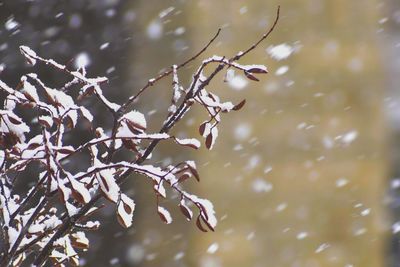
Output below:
[244,71,260,82]
[232,99,246,111]
[205,133,213,150]
[179,200,193,221]
[157,206,172,224]
[196,215,208,232]
[199,121,207,136]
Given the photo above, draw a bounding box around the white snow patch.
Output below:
[354,228,367,236]
[174,252,185,261]
[361,208,370,216]
[335,177,349,188]
[341,130,358,144]
[315,243,330,253]
[246,231,255,240]
[5,17,19,31]
[275,65,289,76]
[392,222,400,234]
[252,178,273,193]
[267,43,294,61]
[322,136,334,149]
[239,6,248,14]
[296,231,308,240]
[276,203,288,212]
[174,27,185,35]
[100,42,110,50]
[74,52,90,68]
[228,75,248,90]
[392,179,400,189]
[126,244,145,264]
[234,123,252,141]
[207,243,219,254]
[147,20,163,40]
[347,57,363,73]
[159,7,175,18]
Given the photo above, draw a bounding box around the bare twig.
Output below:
[119,28,221,113]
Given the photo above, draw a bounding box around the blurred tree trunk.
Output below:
[381,0,400,266]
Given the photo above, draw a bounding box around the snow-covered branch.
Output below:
[0,6,280,267]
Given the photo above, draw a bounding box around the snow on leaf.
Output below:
[65,201,79,216]
[117,193,136,228]
[0,150,4,167]
[179,199,193,221]
[19,46,37,65]
[79,106,93,122]
[38,115,53,128]
[71,231,89,249]
[205,126,218,150]
[243,64,268,74]
[122,110,147,133]
[154,180,166,198]
[186,161,200,181]
[68,174,91,204]
[157,206,172,224]
[96,169,120,203]
[174,137,201,149]
[184,192,217,230]
[21,77,40,102]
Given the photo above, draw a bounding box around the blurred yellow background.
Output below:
[120,1,394,267]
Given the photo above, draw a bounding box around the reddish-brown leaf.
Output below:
[123,202,132,214]
[7,116,22,125]
[71,239,89,250]
[198,203,209,220]
[244,71,260,82]
[196,215,208,232]
[27,142,41,150]
[247,67,268,74]
[65,116,74,129]
[122,139,138,151]
[205,133,213,150]
[158,209,171,224]
[179,204,193,221]
[232,99,246,111]
[116,213,129,228]
[200,214,215,232]
[126,119,146,133]
[23,91,37,103]
[199,122,207,136]
[187,166,200,182]
[71,189,86,205]
[38,118,51,128]
[178,173,191,183]
[57,148,75,155]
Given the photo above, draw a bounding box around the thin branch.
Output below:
[231,5,280,62]
[119,28,221,112]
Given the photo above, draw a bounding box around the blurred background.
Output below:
[1,0,400,266]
